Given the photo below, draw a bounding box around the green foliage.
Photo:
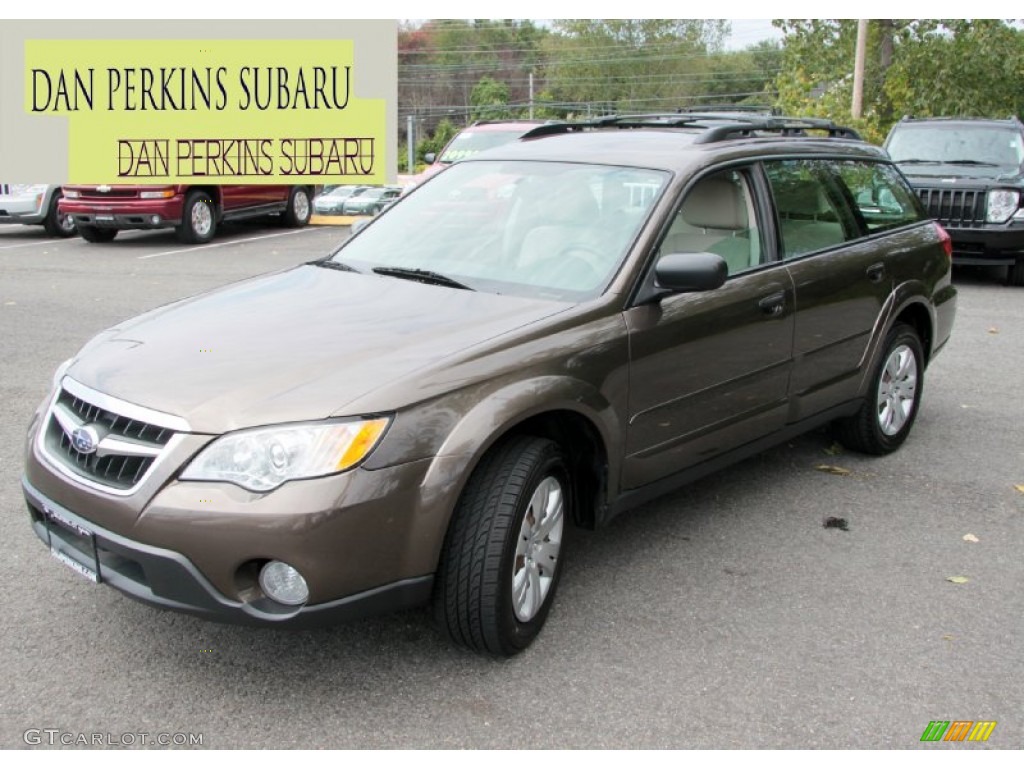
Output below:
[416,118,459,163]
[773,19,1024,142]
[541,19,734,114]
[470,77,514,121]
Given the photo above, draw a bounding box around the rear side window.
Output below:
[764,160,856,259]
[831,161,924,234]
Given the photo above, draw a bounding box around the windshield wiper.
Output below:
[943,160,1000,167]
[372,266,474,291]
[308,258,360,273]
[895,158,941,164]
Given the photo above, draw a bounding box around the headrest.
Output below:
[772,179,832,217]
[680,177,747,230]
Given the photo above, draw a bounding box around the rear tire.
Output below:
[433,436,570,657]
[77,224,117,243]
[833,323,924,455]
[43,193,76,238]
[176,190,216,244]
[282,186,311,228]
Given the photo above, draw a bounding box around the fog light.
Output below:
[258,560,309,606]
[151,215,161,225]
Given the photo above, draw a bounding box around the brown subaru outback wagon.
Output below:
[23,115,957,656]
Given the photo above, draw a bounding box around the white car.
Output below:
[0,184,77,237]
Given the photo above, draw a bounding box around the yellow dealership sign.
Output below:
[24,39,386,184]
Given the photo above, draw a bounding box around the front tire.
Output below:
[176,190,216,244]
[282,186,311,228]
[43,194,76,238]
[433,436,570,657]
[833,323,924,455]
[77,224,117,243]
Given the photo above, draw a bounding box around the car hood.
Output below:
[897,162,1022,183]
[66,265,570,433]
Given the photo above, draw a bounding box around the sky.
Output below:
[726,19,785,50]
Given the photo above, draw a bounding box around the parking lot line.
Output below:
[136,227,322,260]
[0,239,54,252]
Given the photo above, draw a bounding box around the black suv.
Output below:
[884,116,1024,285]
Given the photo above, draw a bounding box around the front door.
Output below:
[623,168,795,489]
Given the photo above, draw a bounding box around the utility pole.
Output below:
[529,72,534,120]
[852,19,868,119]
[406,114,414,174]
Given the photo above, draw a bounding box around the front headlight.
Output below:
[986,189,1019,223]
[180,418,390,492]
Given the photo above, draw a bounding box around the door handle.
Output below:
[866,262,886,283]
[758,291,786,316]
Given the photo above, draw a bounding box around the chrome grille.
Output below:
[41,382,183,493]
[916,187,986,228]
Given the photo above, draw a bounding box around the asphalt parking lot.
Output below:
[1,221,1021,749]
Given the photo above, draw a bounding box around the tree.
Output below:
[541,19,731,115]
[470,76,513,121]
[773,19,1024,142]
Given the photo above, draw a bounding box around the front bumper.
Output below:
[23,380,454,626]
[60,196,184,231]
[23,477,434,626]
[0,193,46,224]
[944,220,1024,265]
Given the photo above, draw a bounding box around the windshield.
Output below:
[330,160,668,301]
[438,129,531,163]
[887,125,1024,174]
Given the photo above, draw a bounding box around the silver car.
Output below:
[0,184,76,237]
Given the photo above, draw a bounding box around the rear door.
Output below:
[764,158,917,420]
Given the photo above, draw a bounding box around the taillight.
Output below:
[934,221,952,262]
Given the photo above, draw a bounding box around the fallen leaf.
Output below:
[815,464,851,476]
[942,634,954,641]
[946,575,969,584]
[1014,484,1024,494]
[824,442,843,456]
[962,533,979,543]
[987,326,999,334]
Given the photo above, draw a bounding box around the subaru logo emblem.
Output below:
[71,425,100,455]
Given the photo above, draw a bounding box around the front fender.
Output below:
[368,375,623,576]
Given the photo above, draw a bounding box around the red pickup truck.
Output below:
[59,184,314,244]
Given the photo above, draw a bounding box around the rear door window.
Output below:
[764,159,864,259]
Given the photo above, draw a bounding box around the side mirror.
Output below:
[654,252,728,294]
[424,153,436,164]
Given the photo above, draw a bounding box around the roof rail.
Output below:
[693,117,862,143]
[516,114,863,143]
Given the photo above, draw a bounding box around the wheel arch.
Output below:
[890,295,935,365]
[409,376,620,575]
[185,185,223,219]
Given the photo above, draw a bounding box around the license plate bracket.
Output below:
[42,505,101,584]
